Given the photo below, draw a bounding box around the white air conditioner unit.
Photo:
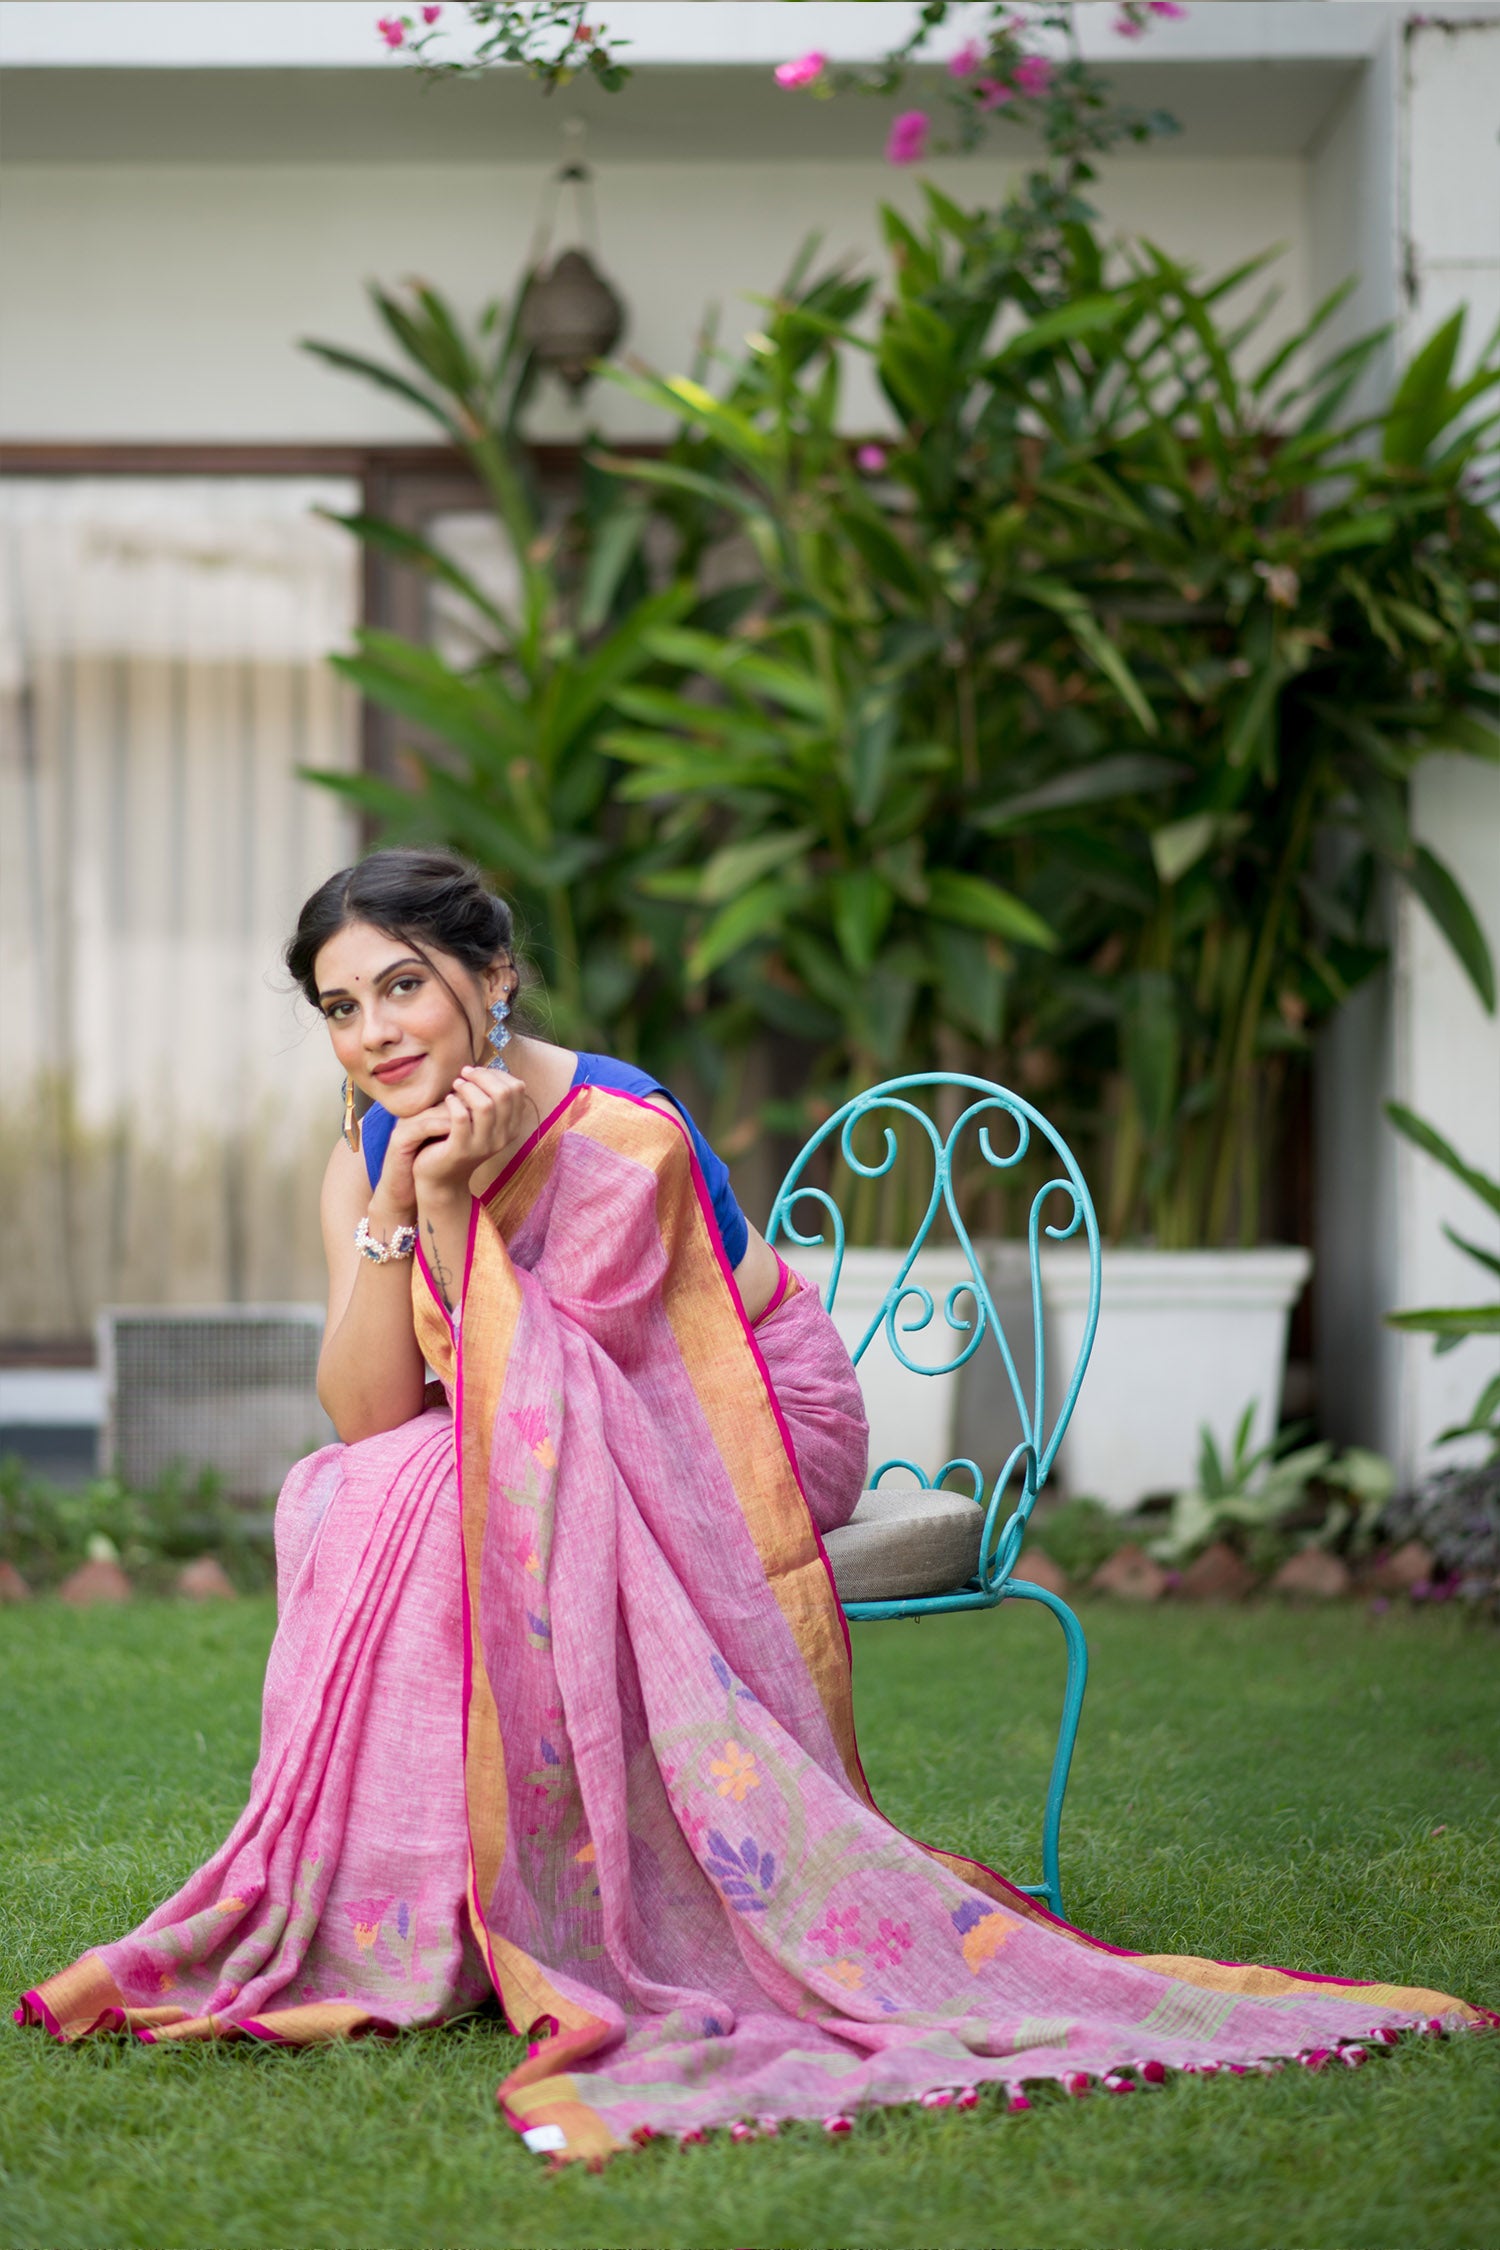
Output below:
[98,1305,334,1502]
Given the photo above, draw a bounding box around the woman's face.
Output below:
[313,919,508,1116]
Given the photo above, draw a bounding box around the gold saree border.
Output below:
[416,1179,603,2049]
[550,1089,867,1794]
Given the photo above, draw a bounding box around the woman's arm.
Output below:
[318,1069,532,1444]
[317,1138,429,1443]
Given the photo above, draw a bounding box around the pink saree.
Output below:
[18,1086,1487,2160]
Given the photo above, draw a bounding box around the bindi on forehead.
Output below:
[316,953,426,1002]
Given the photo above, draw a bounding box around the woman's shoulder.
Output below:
[571,1051,663,1100]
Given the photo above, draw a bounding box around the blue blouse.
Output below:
[358,1048,750,1270]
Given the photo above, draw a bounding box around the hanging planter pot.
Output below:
[519,132,627,396]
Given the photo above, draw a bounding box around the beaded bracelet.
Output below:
[355,1216,418,1265]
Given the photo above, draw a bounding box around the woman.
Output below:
[18,850,1484,2161]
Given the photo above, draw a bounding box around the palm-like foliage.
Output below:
[300,282,698,1057]
[1385,1103,1500,1456]
[602,194,1500,1240]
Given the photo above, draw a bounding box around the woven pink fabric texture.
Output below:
[15,1090,1483,2155]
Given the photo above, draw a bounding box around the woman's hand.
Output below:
[409,1066,528,1203]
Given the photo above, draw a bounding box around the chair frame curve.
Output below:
[766,1072,1102,1918]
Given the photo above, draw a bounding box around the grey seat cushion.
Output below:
[822,1485,984,1604]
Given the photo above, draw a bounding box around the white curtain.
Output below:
[0,477,361,1338]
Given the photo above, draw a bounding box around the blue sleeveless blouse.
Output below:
[359,1049,749,1270]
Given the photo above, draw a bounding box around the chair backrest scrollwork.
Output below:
[767,1075,1101,1588]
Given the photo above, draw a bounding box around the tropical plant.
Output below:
[300,281,714,1062]
[1385,1102,1500,1455]
[601,197,1500,1241]
[1148,1405,1393,1567]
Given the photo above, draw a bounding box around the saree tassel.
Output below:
[955,2086,980,2110]
[1007,2089,1032,2113]
[822,2114,855,2136]
[1064,2071,1092,2097]
[1140,2058,1167,2083]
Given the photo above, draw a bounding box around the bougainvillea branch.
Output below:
[376,2,630,91]
[774,2,1182,176]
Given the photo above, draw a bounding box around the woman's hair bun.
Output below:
[285,847,519,1008]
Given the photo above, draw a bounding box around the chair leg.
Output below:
[999,1579,1089,1921]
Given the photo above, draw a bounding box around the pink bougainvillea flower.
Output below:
[977,77,1014,110]
[886,109,930,165]
[421,3,441,20]
[1012,54,1053,96]
[774,50,826,89]
[376,15,406,49]
[855,443,888,473]
[948,38,984,77]
[1151,2,1189,16]
[1113,12,1147,35]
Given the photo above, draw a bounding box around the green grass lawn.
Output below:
[1,1595,1496,2250]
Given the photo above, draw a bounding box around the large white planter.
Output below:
[790,1246,979,1484]
[1042,1245,1312,1512]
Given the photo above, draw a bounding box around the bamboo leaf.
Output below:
[1443,1225,1500,1282]
[1386,1101,1500,1218]
[300,339,456,436]
[976,754,1190,831]
[1383,308,1465,466]
[1015,577,1158,736]
[925,870,1058,952]
[1407,844,1497,1012]
[830,869,894,975]
[700,826,816,906]
[685,879,794,981]
[1150,812,1217,885]
[1386,1306,1500,1336]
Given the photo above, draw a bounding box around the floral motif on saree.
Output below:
[16,1085,1488,2159]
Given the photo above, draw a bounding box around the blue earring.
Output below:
[487,990,512,1072]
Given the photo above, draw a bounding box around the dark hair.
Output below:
[286,848,523,1028]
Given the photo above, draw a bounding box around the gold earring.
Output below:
[342,1076,362,1155]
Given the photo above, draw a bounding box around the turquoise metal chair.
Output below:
[767,1073,1102,1919]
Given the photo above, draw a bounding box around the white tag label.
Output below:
[522,2124,567,2154]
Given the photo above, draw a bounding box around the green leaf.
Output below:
[975,754,1190,831]
[837,508,931,604]
[591,448,767,526]
[685,879,794,982]
[1386,1102,1500,1219]
[1121,970,1180,1142]
[928,923,1005,1043]
[1386,1306,1500,1337]
[925,871,1058,952]
[317,510,513,640]
[1015,577,1158,737]
[1383,308,1465,466]
[1425,710,1500,763]
[1407,844,1497,1012]
[300,339,455,438]
[700,826,816,906]
[1150,813,1217,886]
[849,689,899,825]
[1443,1224,1500,1282]
[830,869,894,975]
[642,629,831,722]
[990,295,1123,365]
[577,502,648,635]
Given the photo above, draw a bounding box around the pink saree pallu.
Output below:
[18,1087,1488,2160]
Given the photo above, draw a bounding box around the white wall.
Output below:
[1317,13,1500,1479]
[0,155,1312,443]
